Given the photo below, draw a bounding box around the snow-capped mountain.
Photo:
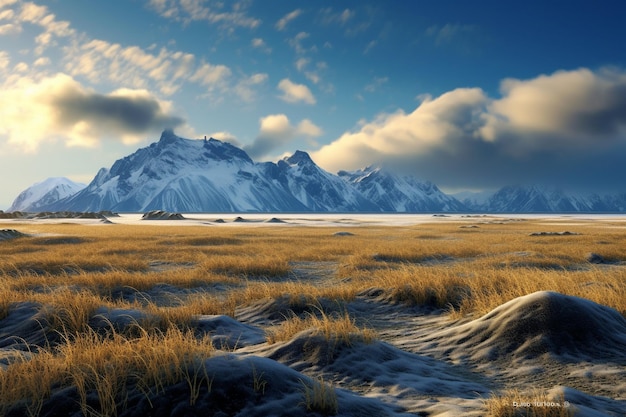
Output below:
[17,131,626,214]
[469,185,615,212]
[267,151,379,211]
[338,166,465,212]
[8,177,86,212]
[26,130,469,213]
[48,130,309,212]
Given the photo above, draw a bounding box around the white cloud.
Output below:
[244,114,322,159]
[209,131,241,147]
[251,37,271,53]
[312,67,626,191]
[295,57,310,72]
[364,76,388,92]
[288,31,312,54]
[275,9,302,31]
[0,22,19,35]
[0,73,185,152]
[0,0,18,8]
[234,73,268,102]
[67,39,232,96]
[319,8,354,26]
[426,23,477,45]
[148,0,260,30]
[277,78,316,104]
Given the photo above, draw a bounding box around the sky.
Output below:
[2,0,626,208]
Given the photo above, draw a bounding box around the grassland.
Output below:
[0,217,625,416]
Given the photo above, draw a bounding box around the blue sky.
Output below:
[2,0,626,208]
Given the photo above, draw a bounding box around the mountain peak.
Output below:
[285,150,314,165]
[158,128,180,145]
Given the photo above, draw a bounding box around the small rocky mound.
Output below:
[0,211,27,219]
[141,210,186,220]
[264,217,286,223]
[333,231,354,236]
[426,291,626,362]
[0,229,26,241]
[529,231,580,236]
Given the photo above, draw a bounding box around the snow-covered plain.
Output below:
[5,212,626,227]
[1,214,625,416]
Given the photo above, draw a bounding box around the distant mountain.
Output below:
[13,131,626,213]
[8,177,85,212]
[466,185,622,213]
[338,166,465,212]
[22,130,468,213]
[268,151,379,211]
[47,130,308,212]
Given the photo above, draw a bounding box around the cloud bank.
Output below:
[277,78,316,104]
[0,73,184,151]
[313,68,626,192]
[244,114,322,159]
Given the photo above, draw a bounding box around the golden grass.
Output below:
[0,326,214,416]
[0,218,625,414]
[266,310,376,345]
[300,376,339,415]
[485,389,575,417]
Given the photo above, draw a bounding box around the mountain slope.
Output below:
[472,185,616,213]
[50,130,308,212]
[8,177,86,212]
[266,151,379,212]
[338,166,465,212]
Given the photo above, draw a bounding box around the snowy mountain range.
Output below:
[8,177,86,212]
[460,185,626,213]
[18,130,458,213]
[9,130,626,213]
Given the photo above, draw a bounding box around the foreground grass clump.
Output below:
[485,389,575,417]
[266,310,376,345]
[300,376,339,415]
[0,327,214,416]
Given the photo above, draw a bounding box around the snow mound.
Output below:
[0,302,60,349]
[0,229,26,241]
[195,315,266,349]
[426,291,626,362]
[141,210,186,220]
[261,330,488,401]
[529,231,580,236]
[333,231,354,236]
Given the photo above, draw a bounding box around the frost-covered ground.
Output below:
[5,212,626,227]
[1,214,625,416]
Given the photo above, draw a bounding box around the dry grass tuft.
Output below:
[0,326,214,416]
[266,310,376,345]
[485,389,575,417]
[300,376,339,415]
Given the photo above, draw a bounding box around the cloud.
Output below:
[209,131,241,147]
[312,68,626,192]
[364,76,388,93]
[244,114,322,159]
[251,37,271,53]
[275,9,302,31]
[147,0,260,30]
[319,8,354,26]
[287,31,316,55]
[0,1,73,52]
[67,39,231,96]
[0,73,185,151]
[277,78,316,104]
[426,23,477,45]
[234,72,268,102]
